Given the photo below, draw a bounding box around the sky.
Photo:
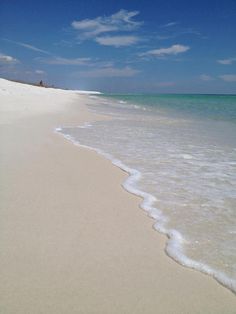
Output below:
[0,0,236,93]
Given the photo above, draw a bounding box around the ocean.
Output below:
[57,93,236,294]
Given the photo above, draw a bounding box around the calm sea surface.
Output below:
[58,94,236,293]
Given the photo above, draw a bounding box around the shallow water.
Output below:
[57,94,236,293]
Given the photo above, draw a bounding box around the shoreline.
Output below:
[57,124,236,295]
[58,95,236,295]
[1,79,236,313]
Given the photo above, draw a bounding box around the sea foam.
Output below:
[55,93,236,294]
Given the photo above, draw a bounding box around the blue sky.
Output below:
[0,0,236,93]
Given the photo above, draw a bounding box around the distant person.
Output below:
[39,80,43,87]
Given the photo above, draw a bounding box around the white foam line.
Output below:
[54,124,236,295]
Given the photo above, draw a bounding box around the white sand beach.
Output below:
[0,78,235,313]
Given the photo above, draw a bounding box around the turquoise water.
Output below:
[103,94,236,123]
[58,93,236,293]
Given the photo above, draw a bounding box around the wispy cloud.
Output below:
[217,57,236,65]
[160,22,178,28]
[18,43,50,54]
[78,66,140,78]
[0,53,19,64]
[219,74,236,82]
[95,35,140,47]
[72,9,142,39]
[72,19,116,37]
[94,61,115,68]
[72,9,142,48]
[35,69,45,74]
[156,35,173,40]
[39,56,91,65]
[3,38,51,55]
[140,44,190,57]
[156,27,202,41]
[200,74,214,81]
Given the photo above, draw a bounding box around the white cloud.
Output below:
[72,9,142,38]
[160,22,178,28]
[40,56,91,65]
[95,35,139,47]
[200,74,214,81]
[0,53,19,64]
[140,44,190,57]
[156,35,172,40]
[19,43,50,54]
[217,57,236,65]
[219,74,236,82]
[35,70,45,74]
[3,38,50,54]
[78,66,140,78]
[157,29,202,41]
[94,61,115,68]
[72,19,116,36]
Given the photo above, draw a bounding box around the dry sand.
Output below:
[0,78,235,313]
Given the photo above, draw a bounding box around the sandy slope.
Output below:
[0,78,235,313]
